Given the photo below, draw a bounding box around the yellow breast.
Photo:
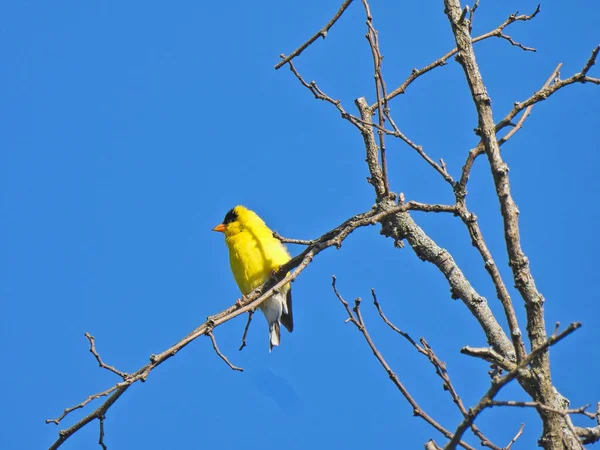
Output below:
[226,228,291,295]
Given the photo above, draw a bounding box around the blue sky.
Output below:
[1,1,599,449]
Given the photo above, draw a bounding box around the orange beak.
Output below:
[212,223,226,233]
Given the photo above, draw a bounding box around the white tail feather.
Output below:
[260,292,286,352]
[269,321,281,352]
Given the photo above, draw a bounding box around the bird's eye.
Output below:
[223,208,238,225]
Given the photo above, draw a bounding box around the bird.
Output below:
[212,205,293,352]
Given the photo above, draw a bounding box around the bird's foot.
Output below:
[236,297,246,307]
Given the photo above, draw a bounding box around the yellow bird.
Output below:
[212,205,293,351]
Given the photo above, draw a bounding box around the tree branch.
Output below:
[332,278,477,450]
[84,333,129,380]
[371,5,541,110]
[444,322,582,450]
[372,291,502,449]
[206,330,243,372]
[46,199,450,449]
[353,97,516,360]
[497,45,600,134]
[460,346,516,372]
[505,423,525,449]
[275,0,355,69]
[443,3,594,447]
[489,400,598,420]
[361,0,391,195]
[238,310,255,351]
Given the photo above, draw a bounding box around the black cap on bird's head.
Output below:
[212,205,265,234]
[212,206,240,233]
[222,208,238,225]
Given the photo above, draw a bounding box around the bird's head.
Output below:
[212,205,265,237]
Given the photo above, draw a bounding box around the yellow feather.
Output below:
[215,205,294,350]
[223,206,291,295]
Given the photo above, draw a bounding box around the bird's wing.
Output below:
[280,286,293,333]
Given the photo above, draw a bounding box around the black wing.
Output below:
[280,288,294,333]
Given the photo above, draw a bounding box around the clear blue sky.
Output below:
[1,1,599,449]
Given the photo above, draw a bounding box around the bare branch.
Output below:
[47,200,450,449]
[275,0,355,69]
[581,45,600,77]
[372,5,541,110]
[459,56,564,194]
[497,33,536,52]
[372,289,503,449]
[421,338,503,450]
[206,330,243,372]
[575,413,600,445]
[426,440,443,450]
[361,0,391,195]
[354,99,515,360]
[460,346,516,372]
[84,333,128,380]
[333,279,477,450]
[355,98,388,199]
[505,423,525,449]
[489,400,598,420]
[497,45,600,135]
[497,63,562,145]
[371,289,425,353]
[444,322,582,450]
[273,231,313,246]
[98,415,107,450]
[285,60,365,130]
[238,310,255,351]
[384,107,455,185]
[453,203,526,363]
[46,384,121,426]
[467,0,480,32]
[443,4,594,446]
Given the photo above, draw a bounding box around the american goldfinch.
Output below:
[212,205,293,352]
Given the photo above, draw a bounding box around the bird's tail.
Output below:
[269,321,281,352]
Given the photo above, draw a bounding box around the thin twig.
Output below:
[498,63,562,145]
[582,45,600,76]
[371,5,541,110]
[458,60,567,192]
[385,105,455,185]
[46,385,122,425]
[238,310,255,351]
[362,0,390,195]
[84,333,128,380]
[505,423,525,449]
[460,346,516,372]
[374,291,502,448]
[489,401,598,420]
[421,337,503,450]
[468,0,479,32]
[496,45,600,135]
[498,33,536,52]
[286,60,365,130]
[98,415,107,450]
[273,231,313,245]
[275,0,355,69]
[206,331,244,372]
[333,278,477,450]
[371,289,425,353]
